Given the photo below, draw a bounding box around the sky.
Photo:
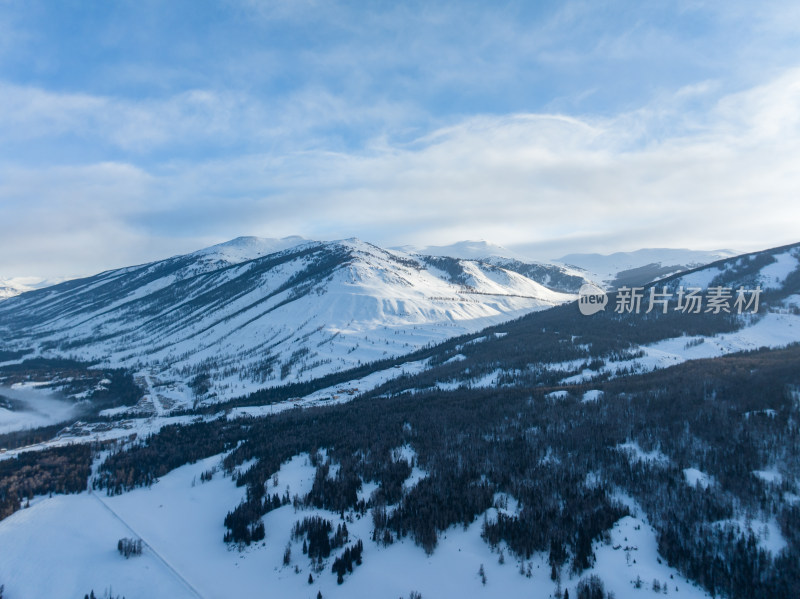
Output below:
[1,0,800,279]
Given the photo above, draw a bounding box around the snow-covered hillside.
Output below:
[0,237,574,405]
[0,452,713,599]
[394,240,732,293]
[360,242,800,396]
[394,240,591,294]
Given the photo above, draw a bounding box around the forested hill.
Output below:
[94,342,800,599]
[359,241,800,398]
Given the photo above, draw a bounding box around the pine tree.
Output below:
[283,543,291,565]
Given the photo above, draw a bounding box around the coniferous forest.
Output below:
[87,343,800,599]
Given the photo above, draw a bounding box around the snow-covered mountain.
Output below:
[0,237,574,404]
[555,247,740,289]
[393,240,731,293]
[0,281,25,301]
[0,277,63,301]
[394,239,527,261]
[191,235,310,267]
[394,240,590,294]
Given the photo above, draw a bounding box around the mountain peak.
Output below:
[193,235,311,264]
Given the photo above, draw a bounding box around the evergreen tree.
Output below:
[283,543,291,566]
[576,575,605,599]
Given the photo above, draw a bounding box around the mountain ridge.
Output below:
[0,237,574,406]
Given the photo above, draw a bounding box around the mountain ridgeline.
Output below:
[0,237,581,403]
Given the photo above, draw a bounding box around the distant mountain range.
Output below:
[553,247,739,289]
[0,277,65,300]
[393,239,529,261]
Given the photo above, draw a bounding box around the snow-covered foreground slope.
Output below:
[0,237,574,405]
[0,452,712,599]
[0,493,199,598]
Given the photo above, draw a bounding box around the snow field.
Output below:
[0,449,719,599]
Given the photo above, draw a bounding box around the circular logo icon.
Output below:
[578,283,608,316]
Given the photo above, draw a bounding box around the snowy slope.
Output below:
[0,452,712,599]
[369,242,800,395]
[556,245,800,382]
[0,238,574,405]
[392,242,736,292]
[187,235,310,272]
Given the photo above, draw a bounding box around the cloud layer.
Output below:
[1,1,799,277]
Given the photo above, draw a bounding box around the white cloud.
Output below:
[2,66,800,277]
[0,80,424,159]
[0,83,271,152]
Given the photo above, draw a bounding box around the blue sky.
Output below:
[1,0,800,278]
